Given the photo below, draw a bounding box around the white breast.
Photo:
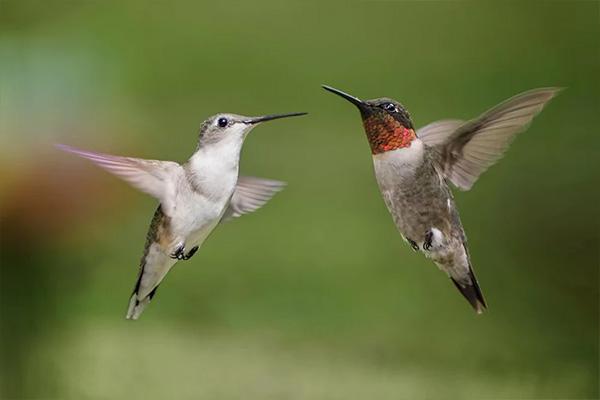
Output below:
[170,140,242,240]
[188,137,242,199]
[372,139,425,185]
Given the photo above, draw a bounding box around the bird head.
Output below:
[322,85,416,154]
[198,112,307,148]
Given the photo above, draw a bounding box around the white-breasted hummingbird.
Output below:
[58,111,306,319]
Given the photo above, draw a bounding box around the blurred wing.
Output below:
[417,119,464,147]
[56,144,181,207]
[436,88,561,191]
[221,176,286,222]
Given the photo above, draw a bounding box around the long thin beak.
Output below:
[322,85,366,109]
[243,112,307,125]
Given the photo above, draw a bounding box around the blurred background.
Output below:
[0,1,598,399]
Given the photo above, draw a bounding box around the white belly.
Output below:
[170,184,233,247]
[137,197,228,300]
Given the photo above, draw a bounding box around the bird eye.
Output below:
[217,117,228,127]
[384,103,397,112]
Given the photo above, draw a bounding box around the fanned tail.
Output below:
[451,267,487,314]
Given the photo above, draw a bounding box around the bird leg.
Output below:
[423,231,434,251]
[170,244,199,261]
[184,246,199,260]
[170,245,186,260]
[407,238,419,252]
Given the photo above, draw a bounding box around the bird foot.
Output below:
[170,245,186,260]
[407,238,419,252]
[170,245,199,261]
[184,246,199,260]
[423,231,433,251]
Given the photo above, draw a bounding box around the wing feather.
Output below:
[56,144,182,210]
[420,88,561,190]
[221,176,286,222]
[417,119,464,146]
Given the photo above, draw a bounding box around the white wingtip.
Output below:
[55,143,105,160]
[55,143,76,153]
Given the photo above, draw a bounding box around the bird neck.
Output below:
[363,113,416,155]
[189,137,242,182]
[185,150,240,203]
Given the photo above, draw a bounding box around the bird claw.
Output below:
[423,231,433,251]
[170,245,199,261]
[170,245,185,260]
[407,238,419,252]
[185,246,199,260]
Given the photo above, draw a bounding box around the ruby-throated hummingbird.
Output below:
[58,111,306,319]
[323,85,559,313]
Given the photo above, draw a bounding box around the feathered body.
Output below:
[323,85,560,312]
[374,138,483,311]
[127,139,240,319]
[58,111,305,319]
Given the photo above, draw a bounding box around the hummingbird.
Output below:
[322,85,560,313]
[57,111,306,319]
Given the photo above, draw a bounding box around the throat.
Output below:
[363,116,416,154]
[186,146,240,197]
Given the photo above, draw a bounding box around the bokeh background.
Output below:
[1,1,598,399]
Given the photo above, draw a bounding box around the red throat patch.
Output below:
[363,114,416,154]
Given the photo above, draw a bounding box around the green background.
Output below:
[1,1,598,399]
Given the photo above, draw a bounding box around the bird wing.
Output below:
[221,176,286,222]
[419,88,561,191]
[417,119,464,146]
[57,144,182,212]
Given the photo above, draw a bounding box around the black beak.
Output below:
[322,85,369,113]
[243,112,307,125]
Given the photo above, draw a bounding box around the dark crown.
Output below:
[365,97,414,129]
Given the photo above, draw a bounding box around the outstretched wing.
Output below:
[417,119,464,147]
[221,176,286,222]
[56,144,182,211]
[419,88,561,191]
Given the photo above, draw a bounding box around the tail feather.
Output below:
[450,268,487,314]
[126,294,147,320]
[125,286,159,320]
